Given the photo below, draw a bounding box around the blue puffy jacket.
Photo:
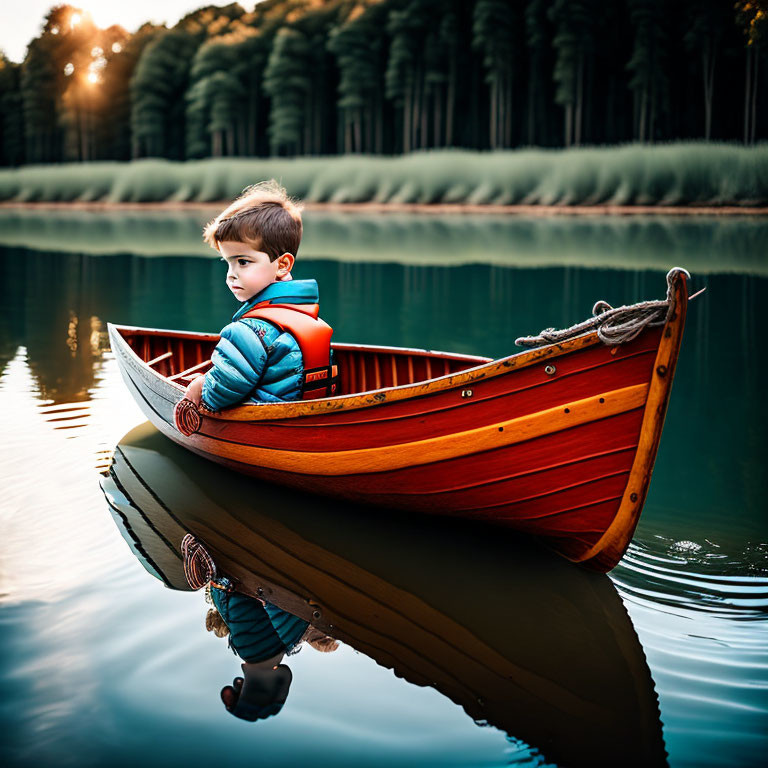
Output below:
[202,279,320,411]
[210,579,308,663]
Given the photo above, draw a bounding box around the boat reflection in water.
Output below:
[101,422,667,767]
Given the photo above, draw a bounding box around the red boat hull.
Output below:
[108,272,688,571]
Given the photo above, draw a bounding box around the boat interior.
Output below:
[119,327,491,395]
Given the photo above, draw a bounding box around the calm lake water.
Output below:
[0,210,766,767]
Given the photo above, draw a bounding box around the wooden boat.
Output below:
[101,422,667,767]
[108,268,689,572]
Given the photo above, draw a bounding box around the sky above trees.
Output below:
[0,0,250,63]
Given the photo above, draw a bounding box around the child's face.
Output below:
[219,240,287,302]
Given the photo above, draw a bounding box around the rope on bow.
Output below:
[515,267,691,348]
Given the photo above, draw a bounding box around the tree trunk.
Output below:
[702,44,716,140]
[79,112,84,162]
[375,89,383,154]
[365,101,373,153]
[527,74,535,145]
[446,56,456,147]
[404,84,412,153]
[744,47,752,144]
[248,85,258,155]
[490,79,498,149]
[638,87,648,142]
[315,85,323,155]
[412,68,421,151]
[354,108,363,153]
[344,110,352,154]
[564,103,572,148]
[751,52,759,143]
[504,70,512,147]
[574,53,583,147]
[303,93,311,155]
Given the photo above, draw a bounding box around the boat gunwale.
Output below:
[108,322,604,421]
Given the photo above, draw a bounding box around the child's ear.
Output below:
[276,252,295,277]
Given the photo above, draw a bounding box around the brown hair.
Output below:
[203,180,303,261]
[205,608,230,638]
[302,627,340,653]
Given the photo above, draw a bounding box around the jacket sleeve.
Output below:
[202,321,267,411]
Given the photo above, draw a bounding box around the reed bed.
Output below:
[0,143,766,206]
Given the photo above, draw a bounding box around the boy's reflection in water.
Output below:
[182,534,338,721]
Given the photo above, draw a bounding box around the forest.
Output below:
[0,0,766,168]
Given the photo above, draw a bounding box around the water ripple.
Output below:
[613,537,768,621]
[612,536,768,767]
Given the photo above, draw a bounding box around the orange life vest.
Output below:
[242,301,338,400]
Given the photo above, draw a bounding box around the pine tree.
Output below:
[186,37,247,157]
[0,54,24,165]
[626,0,668,142]
[329,2,389,153]
[130,28,202,158]
[736,0,768,144]
[264,27,311,155]
[683,0,732,140]
[549,0,595,147]
[473,0,524,149]
[97,24,160,160]
[386,1,431,153]
[20,37,61,163]
[525,0,551,145]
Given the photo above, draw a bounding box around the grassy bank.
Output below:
[0,143,766,207]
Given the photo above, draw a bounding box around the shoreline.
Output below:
[1,201,767,216]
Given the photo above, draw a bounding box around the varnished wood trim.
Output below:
[570,273,689,570]
[185,384,648,476]
[147,351,173,367]
[258,347,656,430]
[207,332,604,420]
[168,359,212,382]
[108,323,604,421]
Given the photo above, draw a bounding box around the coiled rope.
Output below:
[515,267,690,348]
[174,398,202,436]
[181,533,217,590]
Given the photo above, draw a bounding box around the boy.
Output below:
[182,181,336,413]
[181,533,338,722]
